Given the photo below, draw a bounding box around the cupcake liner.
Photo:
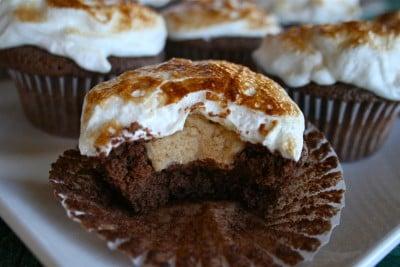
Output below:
[50,123,345,266]
[288,88,400,162]
[166,41,256,70]
[8,69,116,137]
[4,47,165,138]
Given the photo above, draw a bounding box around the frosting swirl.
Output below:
[256,0,360,24]
[253,20,400,101]
[162,0,280,40]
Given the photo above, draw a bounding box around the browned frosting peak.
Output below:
[83,58,300,124]
[279,20,400,51]
[14,0,158,30]
[163,0,270,30]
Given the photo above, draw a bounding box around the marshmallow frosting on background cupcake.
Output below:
[163,0,281,69]
[253,19,400,161]
[0,0,167,137]
[257,0,361,25]
[50,58,345,266]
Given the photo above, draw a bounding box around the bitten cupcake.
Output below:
[50,59,345,266]
[162,0,280,68]
[253,20,400,161]
[256,0,360,25]
[0,0,167,137]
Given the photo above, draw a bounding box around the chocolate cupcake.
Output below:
[0,0,167,137]
[253,20,400,162]
[50,59,345,266]
[256,0,361,25]
[163,0,280,68]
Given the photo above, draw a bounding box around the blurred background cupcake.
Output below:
[256,0,361,25]
[253,19,400,162]
[163,0,280,69]
[0,0,167,137]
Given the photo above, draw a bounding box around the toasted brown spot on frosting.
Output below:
[14,4,46,22]
[94,120,122,148]
[279,20,400,51]
[15,0,157,31]
[279,25,315,52]
[163,0,273,31]
[318,21,400,47]
[47,0,88,9]
[259,120,278,136]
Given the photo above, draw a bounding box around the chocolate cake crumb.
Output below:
[97,139,301,216]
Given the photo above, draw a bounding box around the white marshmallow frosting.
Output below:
[0,0,167,73]
[162,0,281,40]
[253,21,400,101]
[79,59,305,161]
[257,0,360,25]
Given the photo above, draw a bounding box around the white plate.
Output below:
[0,79,399,267]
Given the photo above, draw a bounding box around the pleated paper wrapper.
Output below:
[50,123,345,266]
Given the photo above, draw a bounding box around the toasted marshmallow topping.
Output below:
[0,0,167,73]
[257,0,360,25]
[253,21,400,101]
[79,58,305,161]
[162,0,281,40]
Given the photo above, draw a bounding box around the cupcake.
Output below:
[163,0,280,68]
[0,0,167,137]
[50,59,345,266]
[256,0,361,25]
[253,20,400,161]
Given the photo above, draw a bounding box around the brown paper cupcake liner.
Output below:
[49,123,345,266]
[287,88,400,162]
[166,40,257,70]
[2,46,165,137]
[8,69,116,137]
